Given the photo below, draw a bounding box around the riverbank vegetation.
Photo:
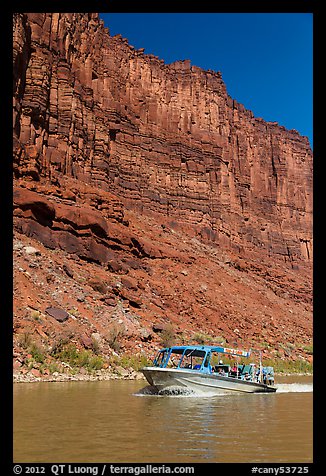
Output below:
[14,328,313,378]
[14,331,312,381]
[14,332,153,378]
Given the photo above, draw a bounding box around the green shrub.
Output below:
[110,354,152,371]
[30,310,42,321]
[88,355,106,370]
[29,342,45,364]
[213,336,226,345]
[160,324,176,348]
[76,350,91,367]
[68,308,80,317]
[18,332,33,349]
[50,334,72,355]
[193,332,215,345]
[193,332,206,345]
[52,343,105,372]
[91,336,100,355]
[48,363,61,374]
[106,324,125,351]
[303,344,313,355]
[53,343,78,363]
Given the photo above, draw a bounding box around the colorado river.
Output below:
[13,375,313,463]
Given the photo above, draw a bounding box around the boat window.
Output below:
[203,353,211,367]
[210,352,221,367]
[165,348,183,369]
[153,350,166,367]
[213,364,230,374]
[166,350,182,368]
[179,349,206,369]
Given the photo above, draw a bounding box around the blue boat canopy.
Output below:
[161,345,251,358]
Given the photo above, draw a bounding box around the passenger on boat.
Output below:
[238,363,245,373]
[170,357,178,367]
[269,376,274,385]
[255,369,260,382]
[230,363,238,374]
[244,372,251,381]
[265,372,274,385]
[217,367,225,376]
[262,367,267,384]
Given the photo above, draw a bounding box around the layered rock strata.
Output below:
[13,12,313,272]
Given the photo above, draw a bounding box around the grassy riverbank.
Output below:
[13,341,312,383]
[13,340,153,383]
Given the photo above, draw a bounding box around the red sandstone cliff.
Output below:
[12,13,313,372]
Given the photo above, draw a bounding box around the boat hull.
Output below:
[142,367,276,394]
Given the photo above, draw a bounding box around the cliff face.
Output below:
[13,12,312,268]
[12,13,313,369]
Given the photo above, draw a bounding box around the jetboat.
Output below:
[141,345,276,395]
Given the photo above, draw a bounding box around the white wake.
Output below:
[274,383,313,393]
[134,382,313,397]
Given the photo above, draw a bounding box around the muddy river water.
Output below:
[13,375,313,463]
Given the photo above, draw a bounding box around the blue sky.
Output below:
[100,13,313,148]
